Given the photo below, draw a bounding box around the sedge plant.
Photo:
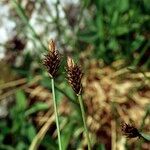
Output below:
[66,57,91,150]
[121,122,150,142]
[43,40,62,150]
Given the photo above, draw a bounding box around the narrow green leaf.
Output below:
[141,133,150,141]
[15,89,27,111]
[25,102,49,117]
[61,122,75,150]
[97,144,106,150]
[27,124,37,142]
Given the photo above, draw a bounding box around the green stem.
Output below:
[55,0,61,40]
[51,78,62,150]
[78,95,91,150]
[12,0,46,50]
[133,41,149,67]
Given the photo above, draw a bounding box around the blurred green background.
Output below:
[0,0,149,150]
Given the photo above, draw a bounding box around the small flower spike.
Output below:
[67,57,83,95]
[121,123,141,138]
[43,40,61,78]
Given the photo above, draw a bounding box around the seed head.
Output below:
[43,40,61,78]
[121,123,140,138]
[67,57,83,95]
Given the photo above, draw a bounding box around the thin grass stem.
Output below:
[78,95,91,150]
[12,0,46,50]
[133,41,149,67]
[51,78,62,150]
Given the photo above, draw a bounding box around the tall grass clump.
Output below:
[43,40,62,150]
[66,57,91,150]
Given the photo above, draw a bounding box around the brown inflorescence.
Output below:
[43,40,61,78]
[121,123,141,138]
[67,57,83,95]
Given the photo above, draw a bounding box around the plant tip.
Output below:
[121,123,140,138]
[67,56,74,68]
[48,39,56,52]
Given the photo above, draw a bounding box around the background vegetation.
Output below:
[0,0,149,149]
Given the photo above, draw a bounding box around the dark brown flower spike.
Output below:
[43,40,61,78]
[67,57,83,95]
[121,123,141,138]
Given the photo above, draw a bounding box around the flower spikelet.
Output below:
[67,57,83,95]
[43,40,61,78]
[121,123,140,138]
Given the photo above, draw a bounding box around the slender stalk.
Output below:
[78,95,91,150]
[55,0,61,40]
[12,0,46,50]
[51,78,62,150]
[133,41,149,67]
